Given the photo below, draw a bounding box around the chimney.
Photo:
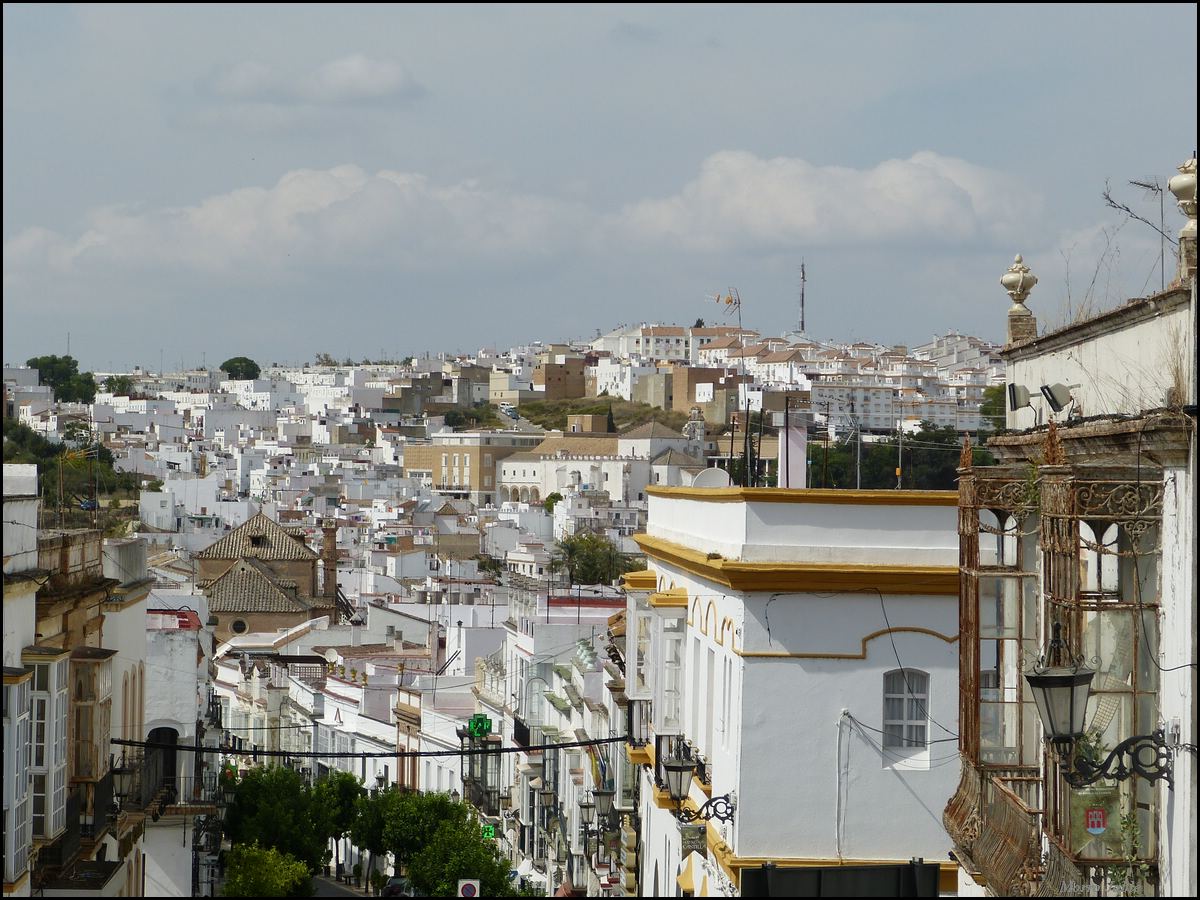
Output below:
[322,518,338,602]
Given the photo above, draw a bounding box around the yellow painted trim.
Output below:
[621,569,657,591]
[649,588,689,608]
[635,534,958,594]
[646,486,958,506]
[706,849,958,893]
[4,870,31,893]
[626,743,652,767]
[20,646,71,663]
[738,626,959,659]
[3,669,33,685]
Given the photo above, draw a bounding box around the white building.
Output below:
[945,167,1196,899]
[623,486,961,896]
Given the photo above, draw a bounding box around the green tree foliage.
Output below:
[221,844,312,897]
[807,421,994,490]
[380,790,470,874]
[383,792,515,897]
[104,374,135,396]
[550,530,639,585]
[693,317,705,328]
[223,766,326,874]
[350,786,404,885]
[314,352,339,367]
[220,357,261,381]
[542,491,563,513]
[443,403,503,431]
[26,354,98,403]
[3,418,138,509]
[406,815,515,898]
[474,554,505,581]
[980,384,1006,432]
[311,770,364,874]
[61,420,93,446]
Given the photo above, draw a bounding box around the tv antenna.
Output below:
[797,261,806,333]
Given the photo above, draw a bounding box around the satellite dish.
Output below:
[692,467,733,488]
[324,648,339,664]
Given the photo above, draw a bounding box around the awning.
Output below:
[677,852,703,894]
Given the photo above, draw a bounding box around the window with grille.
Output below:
[883,669,929,749]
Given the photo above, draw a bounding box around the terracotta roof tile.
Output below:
[195,512,319,562]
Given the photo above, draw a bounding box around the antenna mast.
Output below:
[798,262,806,333]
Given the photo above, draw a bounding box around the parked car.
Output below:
[382,876,416,897]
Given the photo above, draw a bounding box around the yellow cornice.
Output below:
[646,486,958,506]
[626,743,652,767]
[635,534,958,594]
[3,669,33,685]
[621,569,657,591]
[649,587,689,608]
[705,842,958,894]
[738,625,959,659]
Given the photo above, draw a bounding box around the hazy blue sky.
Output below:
[4,4,1196,372]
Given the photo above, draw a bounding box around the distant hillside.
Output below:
[518,397,690,433]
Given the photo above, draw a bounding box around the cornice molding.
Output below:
[634,534,958,595]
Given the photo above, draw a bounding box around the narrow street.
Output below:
[312,874,368,897]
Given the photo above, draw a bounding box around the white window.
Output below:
[883,669,929,749]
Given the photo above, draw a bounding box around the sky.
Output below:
[3,4,1196,374]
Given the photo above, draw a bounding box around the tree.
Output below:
[220,357,261,381]
[693,317,705,328]
[104,374,134,396]
[383,793,518,897]
[61,420,93,446]
[542,491,563,514]
[350,786,404,886]
[550,530,639,585]
[406,814,517,898]
[314,352,338,367]
[311,771,364,879]
[221,844,313,897]
[223,766,326,874]
[606,404,617,433]
[980,384,1006,432]
[26,355,97,403]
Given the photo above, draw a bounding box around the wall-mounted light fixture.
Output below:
[1039,383,1080,417]
[1024,623,1173,789]
[661,755,736,822]
[1008,383,1033,412]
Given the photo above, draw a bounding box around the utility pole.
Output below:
[820,400,831,488]
[896,396,904,490]
[798,261,806,333]
[783,395,790,489]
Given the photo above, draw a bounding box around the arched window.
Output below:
[883,668,929,749]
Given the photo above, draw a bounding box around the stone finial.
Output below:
[1168,156,1197,284]
[1001,254,1038,307]
[1002,255,1039,344]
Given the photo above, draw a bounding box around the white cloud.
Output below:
[613,150,1044,252]
[206,54,424,106]
[3,165,589,277]
[4,152,1048,294]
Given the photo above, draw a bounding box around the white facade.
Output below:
[627,487,960,896]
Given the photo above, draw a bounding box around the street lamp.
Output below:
[1024,623,1174,789]
[661,754,736,822]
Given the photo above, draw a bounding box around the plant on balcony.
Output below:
[219,761,240,793]
[1106,802,1153,896]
